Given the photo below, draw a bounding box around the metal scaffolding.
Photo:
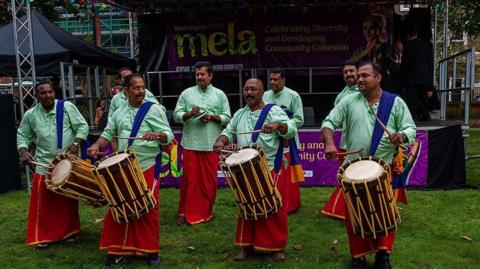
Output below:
[11,0,37,116]
[11,0,36,193]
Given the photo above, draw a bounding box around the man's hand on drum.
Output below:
[19,148,33,165]
[213,135,229,154]
[388,133,405,146]
[324,142,338,160]
[68,142,80,155]
[87,143,100,158]
[143,132,167,142]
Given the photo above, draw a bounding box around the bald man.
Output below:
[213,78,297,261]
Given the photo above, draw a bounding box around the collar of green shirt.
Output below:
[195,84,212,93]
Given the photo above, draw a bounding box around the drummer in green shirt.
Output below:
[17,82,89,248]
[173,61,231,226]
[321,61,416,269]
[87,74,173,267]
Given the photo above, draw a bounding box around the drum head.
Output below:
[98,153,129,168]
[51,159,72,185]
[342,160,384,183]
[225,148,259,165]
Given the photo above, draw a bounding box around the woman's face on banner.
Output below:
[362,20,378,42]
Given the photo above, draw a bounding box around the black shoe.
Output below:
[350,256,367,269]
[147,253,161,266]
[374,252,392,269]
[103,255,124,269]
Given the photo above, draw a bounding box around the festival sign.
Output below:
[158,130,428,187]
[165,5,393,72]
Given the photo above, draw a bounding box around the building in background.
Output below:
[54,3,137,58]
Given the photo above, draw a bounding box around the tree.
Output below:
[449,0,480,38]
[0,1,87,27]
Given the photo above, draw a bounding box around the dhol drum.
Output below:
[94,150,156,223]
[220,145,282,220]
[44,154,106,207]
[337,157,400,238]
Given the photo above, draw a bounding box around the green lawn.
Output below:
[0,131,479,269]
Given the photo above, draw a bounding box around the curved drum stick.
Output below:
[369,107,407,149]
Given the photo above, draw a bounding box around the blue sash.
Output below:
[56,100,65,151]
[279,105,304,182]
[252,104,284,174]
[128,102,162,179]
[369,91,397,156]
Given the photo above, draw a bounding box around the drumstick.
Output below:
[221,149,237,154]
[234,129,262,135]
[114,136,144,140]
[369,107,407,149]
[337,148,363,156]
[29,161,50,168]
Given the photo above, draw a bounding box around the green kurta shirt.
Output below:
[334,84,359,106]
[17,100,89,174]
[101,102,174,171]
[173,84,231,151]
[221,105,297,170]
[334,84,359,149]
[321,91,416,164]
[263,86,304,148]
[108,89,159,122]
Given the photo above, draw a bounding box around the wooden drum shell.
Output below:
[44,154,106,207]
[337,157,400,238]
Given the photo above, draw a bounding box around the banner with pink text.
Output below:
[158,130,428,187]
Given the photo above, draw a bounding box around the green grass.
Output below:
[0,130,479,269]
[1,189,479,269]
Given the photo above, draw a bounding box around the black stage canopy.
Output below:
[108,0,430,12]
[0,10,135,76]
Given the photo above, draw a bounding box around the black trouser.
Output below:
[405,85,430,121]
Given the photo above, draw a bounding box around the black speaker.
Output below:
[0,158,21,194]
[0,126,18,162]
[0,94,15,128]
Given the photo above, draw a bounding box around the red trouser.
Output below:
[178,150,219,224]
[235,166,289,251]
[99,166,160,256]
[26,173,80,246]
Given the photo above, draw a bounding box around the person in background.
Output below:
[263,67,304,214]
[173,61,231,225]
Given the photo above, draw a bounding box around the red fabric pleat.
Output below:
[344,163,397,257]
[26,173,80,246]
[99,166,160,255]
[321,149,347,219]
[345,211,396,258]
[178,150,218,224]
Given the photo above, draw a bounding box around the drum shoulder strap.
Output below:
[128,102,155,147]
[252,103,275,143]
[56,100,65,150]
[370,90,397,156]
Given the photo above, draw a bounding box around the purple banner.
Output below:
[158,130,428,187]
[165,5,393,72]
